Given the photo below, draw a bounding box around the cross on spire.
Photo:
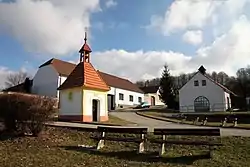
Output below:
[79,27,92,62]
[84,27,88,43]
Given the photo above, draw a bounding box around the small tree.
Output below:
[159,65,178,109]
[5,71,29,88]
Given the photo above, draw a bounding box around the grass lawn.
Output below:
[0,127,250,167]
[141,111,250,129]
[104,115,135,125]
[52,114,134,126]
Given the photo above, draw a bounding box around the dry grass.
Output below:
[104,115,135,125]
[141,112,250,129]
[0,127,250,167]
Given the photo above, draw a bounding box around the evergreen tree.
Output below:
[159,64,177,109]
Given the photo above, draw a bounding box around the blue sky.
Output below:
[0,0,197,71]
[0,0,250,87]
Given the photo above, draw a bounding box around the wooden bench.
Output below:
[93,126,148,153]
[151,128,222,157]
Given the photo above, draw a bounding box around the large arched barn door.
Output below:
[194,96,210,112]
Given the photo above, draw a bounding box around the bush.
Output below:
[0,92,56,136]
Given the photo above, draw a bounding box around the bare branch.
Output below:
[5,71,29,88]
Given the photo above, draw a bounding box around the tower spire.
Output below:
[79,28,92,62]
[84,31,87,43]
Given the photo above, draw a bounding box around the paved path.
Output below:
[109,111,250,137]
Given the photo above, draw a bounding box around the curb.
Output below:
[45,124,98,132]
[136,112,250,130]
[70,121,122,126]
[136,112,181,124]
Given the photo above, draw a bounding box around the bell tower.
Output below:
[79,30,92,63]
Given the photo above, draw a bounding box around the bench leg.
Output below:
[159,135,166,156]
[96,132,105,150]
[138,134,145,153]
[209,146,214,158]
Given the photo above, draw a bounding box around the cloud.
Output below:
[0,61,37,89]
[194,15,250,75]
[0,67,15,90]
[105,0,117,8]
[0,0,100,55]
[148,0,250,35]
[89,15,250,82]
[91,50,192,82]
[182,30,203,45]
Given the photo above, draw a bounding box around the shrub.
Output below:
[0,92,56,136]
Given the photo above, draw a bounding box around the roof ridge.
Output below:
[98,70,130,81]
[53,58,76,65]
[203,72,236,96]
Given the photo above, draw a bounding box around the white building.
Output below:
[179,66,236,112]
[32,58,144,110]
[139,86,165,106]
[58,36,110,122]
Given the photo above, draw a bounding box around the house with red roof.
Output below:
[56,34,110,122]
[31,33,144,120]
[179,66,236,112]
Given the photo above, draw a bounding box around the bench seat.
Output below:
[92,136,144,143]
[150,139,222,146]
[94,126,148,153]
[152,128,222,157]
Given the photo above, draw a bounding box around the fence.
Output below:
[180,103,233,112]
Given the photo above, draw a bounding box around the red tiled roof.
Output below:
[98,71,144,93]
[40,58,144,93]
[39,58,76,76]
[79,43,92,53]
[58,62,109,91]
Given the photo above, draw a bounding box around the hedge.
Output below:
[0,92,56,136]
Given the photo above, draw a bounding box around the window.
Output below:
[194,80,199,86]
[68,92,73,101]
[129,95,133,102]
[119,93,124,100]
[138,97,142,103]
[202,80,206,86]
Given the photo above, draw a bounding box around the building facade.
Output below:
[31,50,144,111]
[58,33,110,122]
[139,86,165,106]
[179,66,235,112]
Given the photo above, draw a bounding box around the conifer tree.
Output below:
[159,64,177,109]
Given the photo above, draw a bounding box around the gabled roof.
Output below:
[39,58,76,76]
[203,74,237,96]
[58,62,109,91]
[40,58,144,93]
[139,86,159,94]
[98,71,144,93]
[179,66,237,96]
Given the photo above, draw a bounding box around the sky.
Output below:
[0,0,250,88]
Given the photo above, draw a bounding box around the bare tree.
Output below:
[5,71,28,88]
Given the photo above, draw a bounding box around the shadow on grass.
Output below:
[61,146,211,165]
[0,131,21,141]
